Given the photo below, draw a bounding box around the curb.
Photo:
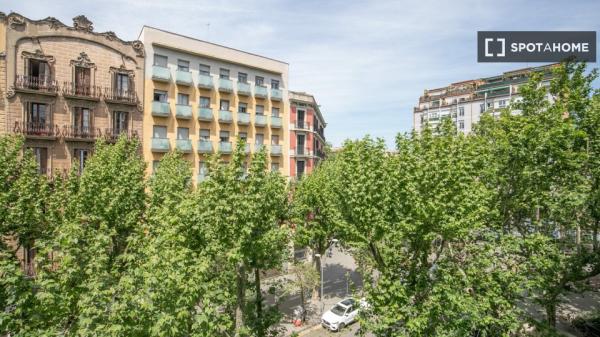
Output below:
[296,323,322,336]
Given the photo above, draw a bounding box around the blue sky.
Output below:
[4,0,600,147]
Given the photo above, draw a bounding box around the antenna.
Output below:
[206,23,210,41]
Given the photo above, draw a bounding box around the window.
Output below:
[199,129,210,141]
[74,149,90,172]
[271,135,279,145]
[271,107,280,117]
[480,103,485,113]
[177,93,189,105]
[73,107,91,133]
[296,134,305,154]
[239,132,248,141]
[486,102,493,109]
[28,58,50,83]
[219,131,230,142]
[153,125,167,138]
[199,161,208,176]
[255,76,264,86]
[199,64,210,76]
[152,160,160,173]
[28,103,48,126]
[499,100,507,108]
[220,100,230,111]
[255,133,264,145]
[154,90,168,102]
[297,109,305,128]
[74,66,91,94]
[199,96,210,108]
[177,127,189,140]
[113,111,129,134]
[154,54,168,67]
[219,68,230,79]
[271,79,279,89]
[115,73,130,95]
[238,102,248,113]
[296,160,305,178]
[256,105,265,115]
[271,163,279,172]
[459,121,465,130]
[177,59,190,72]
[238,72,248,83]
[459,107,465,116]
[29,147,48,174]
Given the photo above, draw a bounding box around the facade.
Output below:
[0,12,144,176]
[413,64,557,133]
[139,26,289,182]
[289,91,326,178]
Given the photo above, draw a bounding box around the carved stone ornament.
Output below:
[102,31,118,41]
[110,65,135,78]
[70,52,96,69]
[43,16,67,30]
[72,15,93,32]
[6,87,15,98]
[131,40,145,57]
[8,14,26,29]
[22,49,56,64]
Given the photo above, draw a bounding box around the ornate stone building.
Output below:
[0,12,144,175]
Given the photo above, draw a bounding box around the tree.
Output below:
[283,262,320,322]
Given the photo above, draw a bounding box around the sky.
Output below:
[4,0,600,147]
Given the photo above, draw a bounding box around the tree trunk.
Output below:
[593,220,599,252]
[254,268,264,337]
[546,302,557,328]
[314,257,322,300]
[234,263,246,337]
[300,283,306,322]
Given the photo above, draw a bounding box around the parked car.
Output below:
[321,298,361,331]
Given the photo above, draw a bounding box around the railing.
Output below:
[237,112,250,125]
[198,74,214,89]
[104,87,137,104]
[13,121,57,137]
[219,110,233,123]
[198,107,213,121]
[176,70,193,86]
[271,116,282,128]
[255,114,267,126]
[271,88,282,101]
[62,82,102,99]
[293,121,311,130]
[151,138,170,152]
[219,78,233,92]
[103,128,138,142]
[14,75,58,93]
[152,65,171,82]
[271,144,282,156]
[63,125,97,140]
[198,140,213,153]
[255,85,268,98]
[237,82,251,95]
[176,139,192,152]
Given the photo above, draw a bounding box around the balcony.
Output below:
[271,144,282,156]
[271,116,282,128]
[271,88,282,101]
[152,66,171,82]
[219,141,232,153]
[63,126,97,141]
[176,139,192,153]
[197,172,208,182]
[243,143,251,154]
[237,112,250,125]
[62,82,101,101]
[237,82,251,96]
[218,78,233,93]
[292,147,311,157]
[219,110,233,123]
[104,88,137,105]
[175,104,192,119]
[176,70,193,86]
[151,138,170,152]
[255,114,267,126]
[198,140,213,153]
[292,121,311,131]
[197,74,214,89]
[13,121,57,139]
[254,143,265,152]
[255,85,268,98]
[198,107,213,121]
[14,75,58,95]
[152,101,170,117]
[103,128,138,142]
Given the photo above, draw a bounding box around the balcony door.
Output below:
[114,73,130,98]
[297,109,305,128]
[113,111,129,135]
[73,107,91,135]
[296,134,305,155]
[74,66,91,95]
[28,59,51,88]
[74,149,90,173]
[29,147,48,174]
[27,103,48,128]
[296,160,305,178]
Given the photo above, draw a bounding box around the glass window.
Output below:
[459,121,465,130]
[177,127,189,139]
[199,64,210,76]
[28,103,48,126]
[256,105,265,115]
[220,100,230,111]
[154,54,168,67]
[271,107,280,117]
[296,160,305,178]
[271,135,279,145]
[219,131,229,142]
[238,72,247,83]
[28,59,50,81]
[154,90,167,102]
[200,96,210,108]
[115,73,130,94]
[199,129,210,140]
[238,132,247,140]
[499,100,506,107]
[255,133,264,145]
[177,93,189,105]
[459,106,465,116]
[73,107,91,132]
[74,148,90,172]
[271,163,279,172]
[177,59,189,72]
[199,161,208,175]
[113,111,128,134]
[238,102,247,113]
[152,160,160,173]
[153,125,167,138]
[219,68,230,79]
[271,79,279,89]
[255,76,264,86]
[29,147,48,174]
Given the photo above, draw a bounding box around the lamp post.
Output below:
[315,239,339,305]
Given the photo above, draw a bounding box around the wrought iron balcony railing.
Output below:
[62,82,102,99]
[63,125,97,140]
[104,87,138,104]
[14,75,59,93]
[13,121,57,137]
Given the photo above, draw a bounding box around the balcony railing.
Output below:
[176,104,193,119]
[237,112,250,125]
[152,66,171,82]
[271,88,282,101]
[271,116,282,128]
[292,121,311,130]
[271,144,282,156]
[62,82,101,100]
[198,74,214,89]
[152,101,170,117]
[237,82,251,96]
[176,70,193,86]
[104,88,138,104]
[255,114,267,126]
[219,78,233,92]
[103,128,138,142]
[198,140,213,153]
[255,85,268,98]
[292,147,311,156]
[14,75,58,94]
[63,125,97,140]
[13,121,57,137]
[219,110,233,123]
[198,107,213,121]
[151,138,170,152]
[176,139,192,152]
[219,141,233,153]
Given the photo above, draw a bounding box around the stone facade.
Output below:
[0,13,144,174]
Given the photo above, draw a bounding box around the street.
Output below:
[301,323,363,337]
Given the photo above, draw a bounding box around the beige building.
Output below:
[138,26,289,181]
[0,12,144,175]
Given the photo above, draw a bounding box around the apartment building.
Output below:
[413,64,557,133]
[139,26,288,182]
[0,13,144,176]
[289,91,326,178]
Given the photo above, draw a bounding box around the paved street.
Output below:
[301,323,363,337]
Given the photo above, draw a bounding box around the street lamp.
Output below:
[315,239,339,305]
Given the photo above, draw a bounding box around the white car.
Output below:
[321,298,359,331]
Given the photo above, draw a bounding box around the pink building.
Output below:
[288,91,326,178]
